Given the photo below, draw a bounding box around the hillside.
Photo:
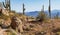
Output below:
[0,9,60,35]
[0,0,60,35]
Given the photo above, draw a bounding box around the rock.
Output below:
[1,18,11,28]
[10,16,23,33]
[2,9,9,16]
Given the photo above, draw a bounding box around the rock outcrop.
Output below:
[1,18,11,28]
[10,16,23,33]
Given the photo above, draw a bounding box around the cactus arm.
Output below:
[8,4,10,11]
[2,2,6,8]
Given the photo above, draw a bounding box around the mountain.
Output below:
[25,10,60,18]
[25,11,39,17]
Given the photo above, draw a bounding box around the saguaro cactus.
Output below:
[48,0,51,18]
[2,0,11,11]
[41,5,44,12]
[23,3,25,15]
[9,0,11,11]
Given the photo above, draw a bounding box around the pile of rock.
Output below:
[0,18,11,28]
[10,16,23,33]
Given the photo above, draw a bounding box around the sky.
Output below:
[0,0,60,13]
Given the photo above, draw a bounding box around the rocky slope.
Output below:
[0,10,60,35]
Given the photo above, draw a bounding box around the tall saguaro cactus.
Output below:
[41,5,44,12]
[3,0,11,11]
[9,0,11,11]
[48,0,51,18]
[23,3,25,15]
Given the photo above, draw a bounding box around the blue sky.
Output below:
[0,0,60,12]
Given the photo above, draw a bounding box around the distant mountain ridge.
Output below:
[25,10,60,17]
[25,11,39,17]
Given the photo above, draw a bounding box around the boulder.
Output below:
[1,18,11,28]
[10,16,23,33]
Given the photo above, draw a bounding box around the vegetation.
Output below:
[7,32,16,35]
[0,0,60,35]
[54,12,59,19]
[2,0,11,11]
[37,11,47,22]
[0,14,10,20]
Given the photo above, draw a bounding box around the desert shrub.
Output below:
[36,11,47,22]
[35,31,46,35]
[54,12,59,19]
[7,32,16,35]
[0,14,10,20]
